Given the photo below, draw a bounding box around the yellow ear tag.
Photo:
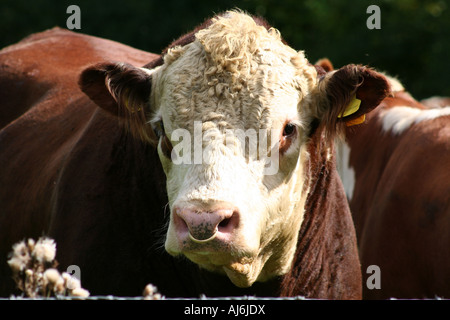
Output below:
[345,114,366,127]
[338,95,361,118]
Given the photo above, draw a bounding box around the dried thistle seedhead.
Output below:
[7,237,89,299]
[42,268,62,294]
[142,283,162,300]
[8,241,32,273]
[32,238,56,264]
[70,287,90,298]
[43,268,60,284]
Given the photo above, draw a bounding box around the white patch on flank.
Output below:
[380,106,450,135]
[335,139,355,201]
[421,96,450,109]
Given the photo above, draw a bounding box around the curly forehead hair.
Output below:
[193,10,316,89]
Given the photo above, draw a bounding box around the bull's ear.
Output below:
[314,58,334,73]
[307,64,391,138]
[78,62,157,144]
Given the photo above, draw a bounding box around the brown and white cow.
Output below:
[421,96,450,109]
[0,11,390,299]
[336,68,450,299]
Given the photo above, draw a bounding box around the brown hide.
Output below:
[347,91,450,299]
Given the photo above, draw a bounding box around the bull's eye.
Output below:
[282,123,296,137]
[280,122,297,154]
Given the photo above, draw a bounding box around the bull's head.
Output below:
[79,11,389,288]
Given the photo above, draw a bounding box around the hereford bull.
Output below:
[336,67,450,299]
[0,11,390,298]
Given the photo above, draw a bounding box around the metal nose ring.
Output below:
[188,231,218,243]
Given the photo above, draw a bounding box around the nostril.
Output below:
[218,210,239,233]
[219,218,231,228]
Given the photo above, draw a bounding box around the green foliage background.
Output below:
[1,0,449,99]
